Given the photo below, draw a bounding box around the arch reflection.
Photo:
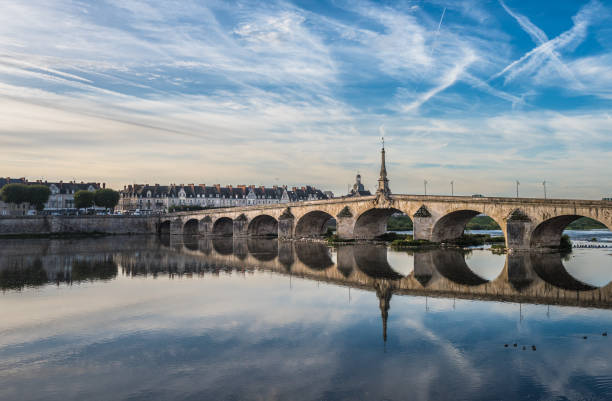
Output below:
[2,236,612,312]
[294,242,334,270]
[352,245,403,280]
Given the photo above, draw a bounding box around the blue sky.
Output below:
[0,0,611,198]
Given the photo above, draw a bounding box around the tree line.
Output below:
[1,184,119,211]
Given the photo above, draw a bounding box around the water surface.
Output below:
[1,235,612,401]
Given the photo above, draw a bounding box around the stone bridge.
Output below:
[158,194,612,250]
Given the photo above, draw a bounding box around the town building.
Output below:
[0,177,104,215]
[118,184,331,213]
[348,173,372,197]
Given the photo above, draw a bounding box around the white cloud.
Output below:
[492,0,603,86]
[0,0,610,198]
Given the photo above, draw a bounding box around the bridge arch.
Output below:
[183,218,200,235]
[158,220,171,235]
[212,217,233,236]
[294,210,335,237]
[530,215,611,249]
[353,208,406,239]
[431,210,504,243]
[247,215,278,237]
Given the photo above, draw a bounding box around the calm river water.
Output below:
[1,231,612,401]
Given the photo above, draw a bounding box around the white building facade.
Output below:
[118,184,331,213]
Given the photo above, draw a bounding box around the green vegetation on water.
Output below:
[325,234,354,244]
[390,237,437,248]
[448,234,505,247]
[560,234,572,251]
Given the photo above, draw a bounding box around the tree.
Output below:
[1,184,29,205]
[27,185,51,211]
[94,189,120,210]
[74,190,95,209]
[0,184,50,211]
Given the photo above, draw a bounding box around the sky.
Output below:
[0,0,611,199]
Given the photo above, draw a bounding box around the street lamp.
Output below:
[516,180,520,198]
[543,181,547,199]
[424,180,428,196]
[450,181,454,196]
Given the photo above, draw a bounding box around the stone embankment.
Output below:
[0,215,156,236]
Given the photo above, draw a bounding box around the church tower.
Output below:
[376,138,391,198]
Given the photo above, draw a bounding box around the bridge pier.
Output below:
[336,207,355,240]
[169,219,184,235]
[233,214,249,237]
[200,216,213,235]
[278,208,295,239]
[505,210,533,251]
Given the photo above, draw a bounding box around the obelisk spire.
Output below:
[375,282,392,344]
[376,136,391,198]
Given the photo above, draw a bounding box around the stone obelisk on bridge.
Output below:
[376,138,391,199]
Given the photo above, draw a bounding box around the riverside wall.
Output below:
[0,215,157,236]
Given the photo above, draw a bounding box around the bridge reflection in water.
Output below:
[2,235,611,342]
[150,235,610,304]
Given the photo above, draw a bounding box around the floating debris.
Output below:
[513,343,517,347]
[532,345,536,351]
[603,332,608,337]
[583,336,588,339]
[504,344,508,347]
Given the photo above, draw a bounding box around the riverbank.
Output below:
[0,215,156,237]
